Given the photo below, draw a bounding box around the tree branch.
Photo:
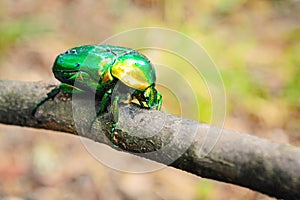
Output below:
[0,80,299,199]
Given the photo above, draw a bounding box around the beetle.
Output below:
[32,45,162,130]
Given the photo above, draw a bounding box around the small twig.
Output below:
[0,80,299,199]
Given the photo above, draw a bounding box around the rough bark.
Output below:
[0,80,299,199]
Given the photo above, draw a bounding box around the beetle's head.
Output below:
[143,85,162,110]
[130,84,162,110]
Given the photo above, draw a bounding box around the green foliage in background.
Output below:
[0,18,46,56]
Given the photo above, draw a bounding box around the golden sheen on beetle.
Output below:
[112,54,156,90]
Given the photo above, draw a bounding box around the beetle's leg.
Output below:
[32,85,60,116]
[156,92,163,110]
[32,83,83,116]
[131,92,147,109]
[59,83,84,94]
[110,95,120,141]
[99,90,111,113]
[88,90,112,131]
[112,95,120,124]
[138,99,147,108]
[66,71,99,92]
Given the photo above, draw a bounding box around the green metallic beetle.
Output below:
[32,45,162,126]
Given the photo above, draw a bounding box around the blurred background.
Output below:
[0,0,299,199]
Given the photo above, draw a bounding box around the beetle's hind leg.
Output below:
[32,85,61,116]
[32,83,83,116]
